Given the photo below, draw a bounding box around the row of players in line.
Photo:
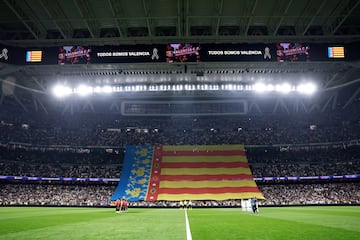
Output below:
[115,199,194,212]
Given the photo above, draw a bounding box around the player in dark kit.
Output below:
[251,198,258,213]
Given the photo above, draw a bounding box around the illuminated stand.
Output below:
[241,199,259,212]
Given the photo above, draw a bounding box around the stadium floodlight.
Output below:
[297,83,317,95]
[94,86,102,93]
[76,84,93,96]
[253,83,266,92]
[102,85,113,93]
[51,81,318,97]
[52,85,72,98]
[245,84,252,91]
[276,83,291,93]
[267,84,275,91]
[151,85,156,91]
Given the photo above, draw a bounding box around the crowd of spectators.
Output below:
[0,104,359,207]
[1,182,358,207]
[0,147,122,178]
[247,146,360,164]
[259,182,359,205]
[0,144,358,207]
[252,162,360,178]
[1,109,359,146]
[249,146,360,177]
[1,145,358,179]
[0,183,115,206]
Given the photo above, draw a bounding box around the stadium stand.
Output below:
[0,0,359,209]
[1,111,359,206]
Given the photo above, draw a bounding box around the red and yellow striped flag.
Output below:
[145,145,264,201]
[26,51,42,62]
[328,47,345,58]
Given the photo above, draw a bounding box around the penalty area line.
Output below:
[185,209,192,240]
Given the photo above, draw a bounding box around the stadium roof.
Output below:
[0,0,360,114]
[0,0,360,46]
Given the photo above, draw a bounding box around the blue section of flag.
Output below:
[328,47,333,58]
[110,146,153,201]
[26,52,31,62]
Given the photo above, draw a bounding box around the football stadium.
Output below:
[0,0,359,239]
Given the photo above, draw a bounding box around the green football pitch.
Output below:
[0,206,358,240]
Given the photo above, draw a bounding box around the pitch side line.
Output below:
[185,209,192,240]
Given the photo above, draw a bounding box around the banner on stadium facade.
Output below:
[110,144,264,201]
[1,42,358,65]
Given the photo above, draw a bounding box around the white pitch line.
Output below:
[184,209,192,240]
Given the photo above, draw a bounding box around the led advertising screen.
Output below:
[276,43,311,62]
[93,45,163,63]
[26,50,42,62]
[0,46,9,61]
[0,42,358,65]
[204,44,274,62]
[328,46,345,58]
[165,43,201,62]
[58,46,91,64]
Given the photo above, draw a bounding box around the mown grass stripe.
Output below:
[0,206,358,240]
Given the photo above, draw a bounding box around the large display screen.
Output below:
[328,46,345,58]
[26,50,42,62]
[58,46,91,64]
[276,43,311,62]
[0,42,358,65]
[165,43,201,62]
[204,44,273,62]
[91,45,163,63]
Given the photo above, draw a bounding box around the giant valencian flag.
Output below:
[110,145,264,201]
